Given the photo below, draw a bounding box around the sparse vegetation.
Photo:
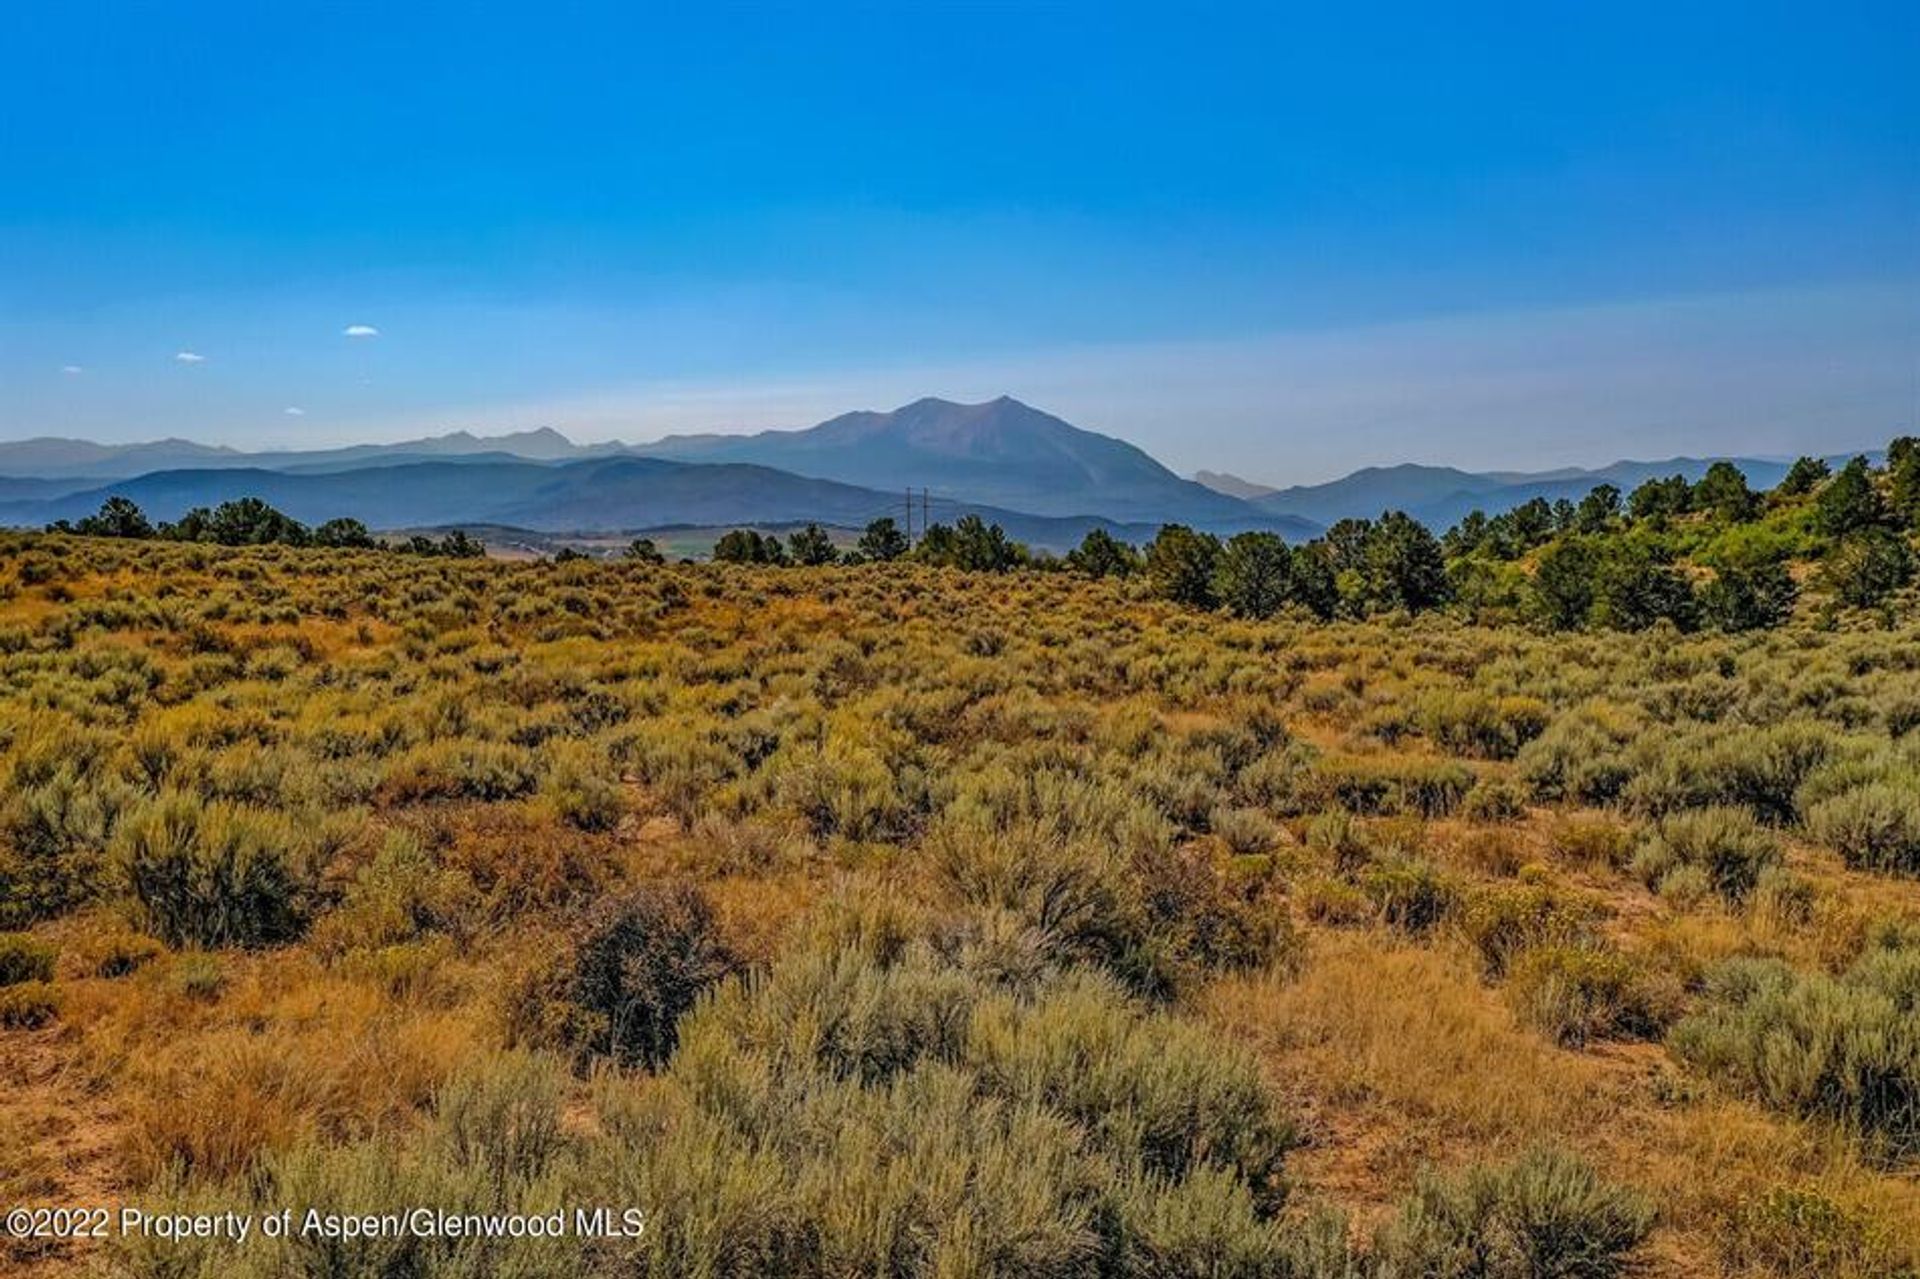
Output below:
[3,523,1919,1278]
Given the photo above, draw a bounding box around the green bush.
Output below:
[111,1053,578,1279]
[1457,882,1598,978]
[380,739,541,803]
[1417,691,1552,761]
[544,744,626,832]
[1547,817,1634,871]
[92,930,164,978]
[1462,778,1528,823]
[1506,944,1672,1047]
[111,792,314,947]
[1670,950,1920,1160]
[0,979,62,1028]
[1318,757,1474,818]
[931,816,1286,1000]
[1632,807,1780,904]
[1723,1186,1920,1279]
[171,952,225,1001]
[1806,784,1920,876]
[0,767,135,926]
[1372,1146,1653,1278]
[0,930,56,985]
[1515,704,1637,806]
[1360,857,1458,935]
[558,883,740,1069]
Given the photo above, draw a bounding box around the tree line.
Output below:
[707,439,1919,632]
[43,437,1918,632]
[46,496,485,557]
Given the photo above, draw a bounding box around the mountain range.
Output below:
[0,398,1316,548]
[1196,453,1883,532]
[630,396,1262,527]
[0,396,1871,550]
[3,456,1215,550]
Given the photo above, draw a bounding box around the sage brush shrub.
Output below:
[111,792,314,947]
[1506,944,1673,1048]
[1315,756,1474,818]
[1515,704,1637,805]
[0,980,62,1029]
[1806,784,1920,875]
[1360,856,1458,936]
[0,767,136,925]
[110,1053,580,1279]
[0,930,55,985]
[1623,721,1838,824]
[558,883,741,1069]
[1416,690,1551,760]
[1670,950,1920,1161]
[928,811,1285,1000]
[1631,807,1780,904]
[1461,778,1528,823]
[1457,881,1599,978]
[1372,1147,1654,1279]
[1723,1185,1920,1279]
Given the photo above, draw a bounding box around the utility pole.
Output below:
[905,488,914,544]
[922,487,930,534]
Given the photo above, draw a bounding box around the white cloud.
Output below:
[174,351,206,364]
[61,364,83,375]
[284,407,306,416]
[342,324,380,338]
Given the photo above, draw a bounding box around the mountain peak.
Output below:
[630,396,1277,529]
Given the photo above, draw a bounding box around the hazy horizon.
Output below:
[3,3,1915,486]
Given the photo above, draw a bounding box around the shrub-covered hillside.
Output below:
[3,531,1920,1277]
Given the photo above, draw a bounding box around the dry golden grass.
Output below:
[5,534,1920,1276]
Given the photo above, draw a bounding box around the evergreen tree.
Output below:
[1698,562,1797,631]
[1888,436,1920,526]
[623,537,665,564]
[71,496,153,539]
[313,517,375,549]
[713,529,786,564]
[1812,456,1885,537]
[1363,511,1451,613]
[1627,474,1692,523]
[1289,543,1339,620]
[1531,536,1602,629]
[1144,524,1222,608]
[1594,546,1696,631]
[1694,461,1757,522]
[787,523,838,565]
[1774,456,1830,498]
[1212,531,1292,619]
[1572,484,1622,534]
[951,515,1019,571]
[856,518,909,562]
[1321,518,1373,575]
[914,523,957,565]
[1066,528,1139,578]
[1442,510,1490,558]
[1822,528,1912,608]
[206,498,308,546]
[1506,498,1556,549]
[163,507,214,541]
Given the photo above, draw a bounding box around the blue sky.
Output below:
[2,1,1915,481]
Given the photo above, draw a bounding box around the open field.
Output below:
[3,532,1920,1277]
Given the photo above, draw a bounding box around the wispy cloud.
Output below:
[61,364,82,375]
[342,324,380,339]
[173,351,206,364]
[284,406,305,416]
